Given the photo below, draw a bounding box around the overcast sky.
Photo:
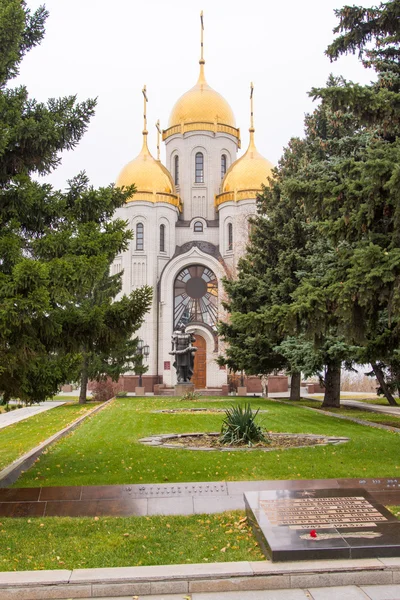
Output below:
[19,0,375,191]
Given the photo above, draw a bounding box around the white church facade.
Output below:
[113,18,273,392]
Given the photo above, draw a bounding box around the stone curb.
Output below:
[0,557,399,599]
[139,432,349,452]
[0,399,114,488]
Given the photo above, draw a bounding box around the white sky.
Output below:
[19,0,375,191]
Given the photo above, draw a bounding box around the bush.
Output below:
[4,405,11,412]
[116,391,128,398]
[219,403,268,447]
[91,379,121,402]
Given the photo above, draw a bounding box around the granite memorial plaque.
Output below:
[245,488,400,562]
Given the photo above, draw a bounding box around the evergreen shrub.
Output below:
[219,403,268,446]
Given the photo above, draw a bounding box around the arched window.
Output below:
[174,155,179,185]
[227,222,233,251]
[194,221,203,233]
[160,224,165,252]
[195,152,204,183]
[135,222,144,251]
[221,154,227,179]
[174,265,218,328]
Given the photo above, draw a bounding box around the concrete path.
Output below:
[84,585,400,598]
[84,586,400,599]
[340,399,400,416]
[0,401,65,430]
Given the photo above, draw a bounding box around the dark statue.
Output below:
[170,325,197,383]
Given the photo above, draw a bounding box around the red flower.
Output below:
[310,529,317,538]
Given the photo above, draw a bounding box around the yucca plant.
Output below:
[219,403,269,446]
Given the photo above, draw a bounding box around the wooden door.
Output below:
[192,335,206,389]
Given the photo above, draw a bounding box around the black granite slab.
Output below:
[245,488,400,562]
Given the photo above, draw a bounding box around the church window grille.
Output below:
[174,265,218,328]
[194,221,203,232]
[136,222,144,251]
[160,224,165,252]
[227,222,233,251]
[174,155,179,185]
[221,154,227,179]
[195,152,204,183]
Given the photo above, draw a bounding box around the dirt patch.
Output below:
[139,432,349,452]
[153,408,268,414]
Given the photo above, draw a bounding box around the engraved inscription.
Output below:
[260,496,388,529]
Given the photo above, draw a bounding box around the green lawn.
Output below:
[0,511,263,571]
[283,398,400,428]
[0,403,95,471]
[14,397,400,487]
[311,394,394,406]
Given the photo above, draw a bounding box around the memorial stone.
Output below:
[245,488,400,561]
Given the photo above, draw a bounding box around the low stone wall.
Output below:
[119,375,162,394]
[0,558,397,599]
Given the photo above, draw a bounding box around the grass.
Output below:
[283,398,400,428]
[0,403,95,471]
[312,394,396,406]
[14,397,400,487]
[0,511,263,571]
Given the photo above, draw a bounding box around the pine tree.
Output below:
[0,1,152,403]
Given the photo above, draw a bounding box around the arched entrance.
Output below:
[192,335,206,389]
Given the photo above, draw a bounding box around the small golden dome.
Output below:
[216,80,273,207]
[223,130,273,193]
[163,62,240,144]
[215,130,273,206]
[116,132,181,210]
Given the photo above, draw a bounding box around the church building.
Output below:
[113,15,273,392]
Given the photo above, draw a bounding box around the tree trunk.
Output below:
[371,362,398,406]
[321,362,341,408]
[79,353,89,404]
[290,372,301,401]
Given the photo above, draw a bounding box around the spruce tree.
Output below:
[0,1,152,403]
[302,0,400,404]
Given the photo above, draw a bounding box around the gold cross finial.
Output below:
[156,119,161,161]
[142,85,148,134]
[200,11,204,63]
[250,82,254,131]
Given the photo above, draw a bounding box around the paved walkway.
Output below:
[84,585,400,598]
[340,398,400,416]
[0,401,65,430]
[2,476,399,517]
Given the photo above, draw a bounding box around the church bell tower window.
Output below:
[160,224,165,252]
[221,154,227,179]
[195,152,204,183]
[174,155,179,185]
[227,222,233,251]
[194,221,203,233]
[136,222,144,251]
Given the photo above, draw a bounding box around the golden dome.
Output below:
[163,62,240,144]
[215,130,273,206]
[116,132,181,210]
[216,82,273,207]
